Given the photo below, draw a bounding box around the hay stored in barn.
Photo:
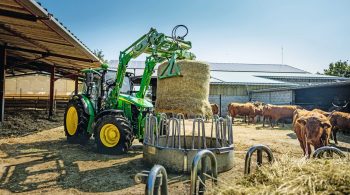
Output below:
[156,60,212,117]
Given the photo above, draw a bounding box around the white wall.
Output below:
[209,95,250,116]
[251,90,293,105]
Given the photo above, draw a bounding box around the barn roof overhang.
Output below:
[0,0,101,78]
[210,82,297,86]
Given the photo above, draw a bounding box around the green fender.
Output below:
[72,95,95,134]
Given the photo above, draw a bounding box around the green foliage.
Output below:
[93,49,108,64]
[324,60,350,78]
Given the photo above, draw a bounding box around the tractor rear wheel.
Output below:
[64,98,91,144]
[94,114,133,155]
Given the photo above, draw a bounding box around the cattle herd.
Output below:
[210,102,350,157]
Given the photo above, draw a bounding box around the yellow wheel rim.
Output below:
[66,106,78,136]
[100,124,120,147]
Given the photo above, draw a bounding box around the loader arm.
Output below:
[108,27,196,108]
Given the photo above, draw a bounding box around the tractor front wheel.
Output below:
[64,98,91,144]
[94,114,133,155]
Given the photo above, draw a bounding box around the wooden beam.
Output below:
[75,75,79,95]
[6,54,48,68]
[49,65,55,118]
[5,45,95,63]
[0,8,39,22]
[0,23,50,52]
[0,47,6,122]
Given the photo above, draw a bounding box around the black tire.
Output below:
[94,114,133,155]
[63,98,91,145]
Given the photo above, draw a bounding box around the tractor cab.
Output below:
[81,67,138,111]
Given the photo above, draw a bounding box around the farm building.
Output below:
[251,80,350,111]
[0,0,101,120]
[109,60,349,114]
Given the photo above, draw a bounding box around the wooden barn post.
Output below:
[0,47,6,123]
[49,65,55,118]
[74,75,79,95]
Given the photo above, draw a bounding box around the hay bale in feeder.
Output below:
[155,60,212,117]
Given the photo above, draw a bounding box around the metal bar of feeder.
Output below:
[177,113,186,149]
[244,144,275,174]
[215,119,220,148]
[210,116,215,148]
[313,146,345,158]
[145,114,150,144]
[201,119,206,149]
[192,119,196,149]
[220,119,224,146]
[165,119,170,148]
[190,150,218,195]
[146,165,168,195]
[177,118,181,149]
[197,119,200,149]
[171,118,175,148]
[222,119,227,146]
[226,116,233,145]
[150,115,153,145]
[152,116,158,146]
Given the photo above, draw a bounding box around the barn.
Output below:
[251,81,350,111]
[109,60,349,115]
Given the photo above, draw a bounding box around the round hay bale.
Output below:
[155,60,212,117]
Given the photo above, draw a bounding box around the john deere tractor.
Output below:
[64,25,195,154]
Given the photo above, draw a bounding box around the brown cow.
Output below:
[293,109,310,126]
[211,104,219,115]
[329,111,350,144]
[228,102,256,124]
[249,101,265,123]
[253,104,264,123]
[312,108,330,117]
[293,110,332,157]
[263,104,301,127]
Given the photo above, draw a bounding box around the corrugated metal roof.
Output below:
[0,0,101,76]
[254,72,347,80]
[109,60,349,85]
[109,60,308,74]
[209,63,308,73]
[251,80,350,93]
[210,71,297,86]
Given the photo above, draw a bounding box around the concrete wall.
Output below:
[210,84,274,96]
[5,75,76,96]
[209,95,250,116]
[251,90,293,105]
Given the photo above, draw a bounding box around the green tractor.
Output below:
[63,25,195,154]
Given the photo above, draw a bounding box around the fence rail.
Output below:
[4,95,69,112]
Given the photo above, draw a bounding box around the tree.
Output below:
[324,60,350,78]
[93,49,108,64]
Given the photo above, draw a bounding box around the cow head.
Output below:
[297,116,332,149]
[262,104,271,115]
[255,105,263,115]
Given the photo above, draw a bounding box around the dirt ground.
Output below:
[0,110,63,138]
[0,119,349,195]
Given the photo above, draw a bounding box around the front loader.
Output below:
[63,25,195,154]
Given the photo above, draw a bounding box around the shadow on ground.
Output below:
[286,133,297,139]
[0,138,147,193]
[254,124,292,131]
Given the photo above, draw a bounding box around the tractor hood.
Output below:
[119,94,153,108]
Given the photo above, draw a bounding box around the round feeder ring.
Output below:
[143,114,234,173]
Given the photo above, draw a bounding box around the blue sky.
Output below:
[38,0,349,73]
